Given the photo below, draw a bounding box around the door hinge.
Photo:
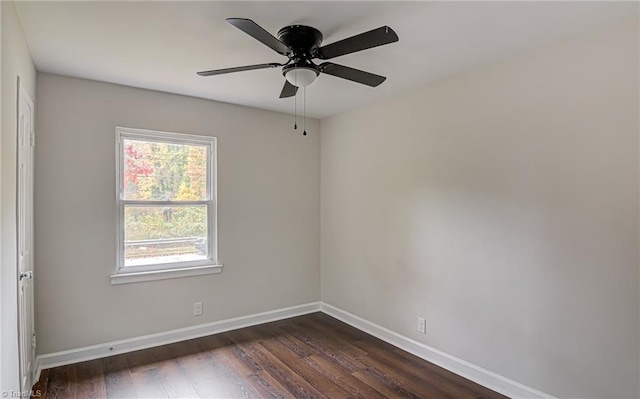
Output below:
[31,333,36,350]
[30,132,35,147]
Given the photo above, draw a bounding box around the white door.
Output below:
[17,79,35,392]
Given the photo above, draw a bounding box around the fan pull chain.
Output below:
[294,72,298,130]
[294,93,297,130]
[303,86,307,136]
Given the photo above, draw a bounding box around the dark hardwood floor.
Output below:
[32,312,508,399]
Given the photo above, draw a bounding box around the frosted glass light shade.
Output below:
[285,68,318,87]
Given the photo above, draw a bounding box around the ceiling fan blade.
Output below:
[314,26,398,60]
[227,18,292,56]
[319,62,386,87]
[197,63,282,76]
[279,80,298,98]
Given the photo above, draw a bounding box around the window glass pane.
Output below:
[123,138,208,201]
[124,205,208,266]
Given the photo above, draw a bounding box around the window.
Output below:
[113,127,220,284]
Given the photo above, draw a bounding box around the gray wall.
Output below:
[35,73,320,354]
[320,19,639,398]
[1,1,37,393]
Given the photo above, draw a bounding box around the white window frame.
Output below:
[112,127,221,285]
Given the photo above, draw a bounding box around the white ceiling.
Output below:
[15,1,638,119]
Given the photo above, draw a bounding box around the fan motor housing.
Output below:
[277,25,323,55]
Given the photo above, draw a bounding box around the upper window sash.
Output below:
[116,127,215,203]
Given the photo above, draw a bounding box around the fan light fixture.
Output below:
[285,67,318,88]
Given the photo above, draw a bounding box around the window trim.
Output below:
[113,127,220,283]
[110,264,222,285]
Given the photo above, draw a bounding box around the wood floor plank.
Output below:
[227,328,328,399]
[127,347,197,399]
[283,324,367,373]
[392,346,510,399]
[179,336,261,399]
[247,370,297,399]
[352,367,424,399]
[288,317,369,359]
[254,323,320,358]
[46,364,75,399]
[36,313,508,399]
[307,313,372,342]
[32,368,50,399]
[258,337,351,399]
[303,355,388,399]
[292,314,370,346]
[355,351,452,399]
[75,358,107,399]
[166,339,230,397]
[127,365,171,398]
[356,342,483,399]
[205,333,264,377]
[102,353,138,399]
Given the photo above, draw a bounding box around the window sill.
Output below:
[110,264,223,285]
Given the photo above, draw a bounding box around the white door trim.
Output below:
[17,76,35,392]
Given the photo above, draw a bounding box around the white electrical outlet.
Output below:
[193,302,203,316]
[417,317,426,334]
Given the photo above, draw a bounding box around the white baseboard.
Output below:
[34,301,555,399]
[320,303,556,399]
[34,301,321,382]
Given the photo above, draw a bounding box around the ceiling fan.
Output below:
[197,18,399,98]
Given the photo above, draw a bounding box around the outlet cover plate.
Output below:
[193,302,203,316]
[417,317,426,334]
